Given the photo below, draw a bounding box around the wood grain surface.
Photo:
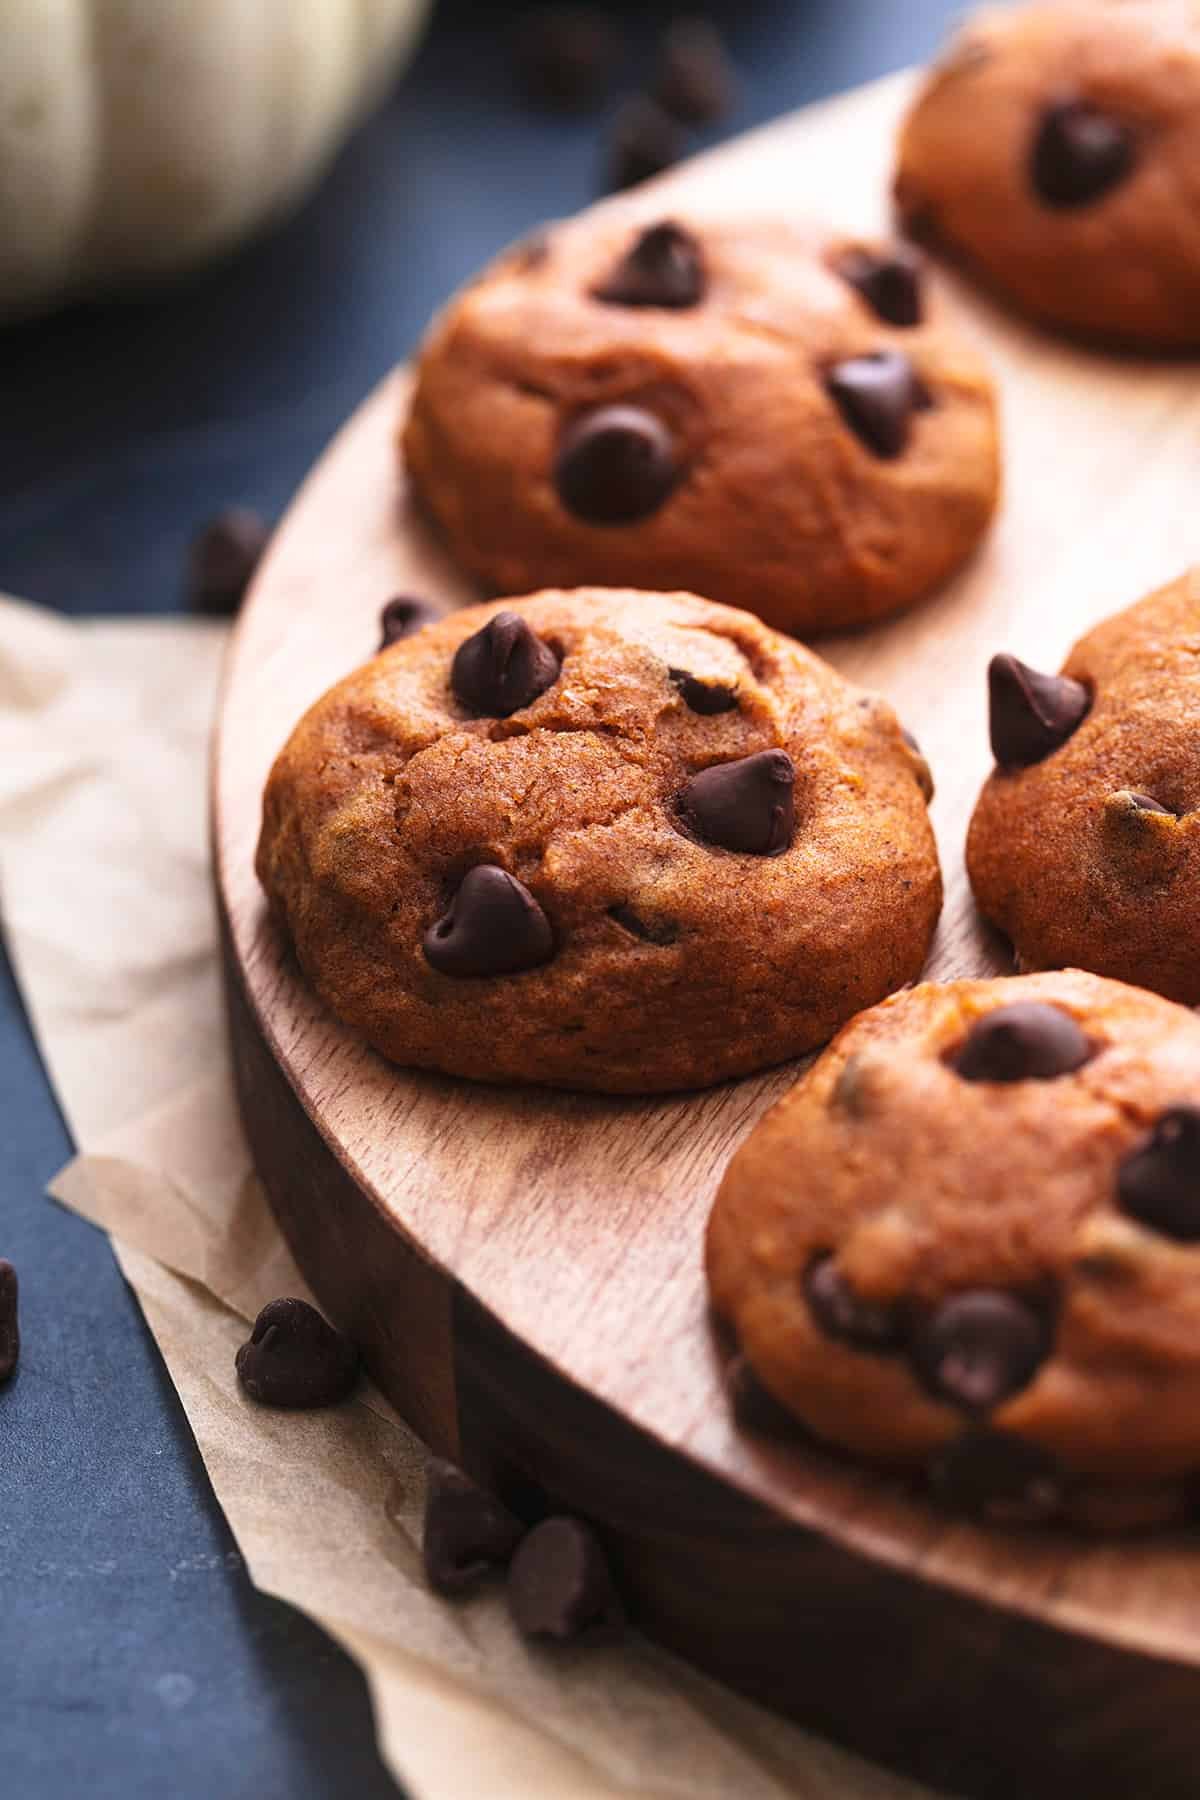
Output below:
[213,72,1200,1799]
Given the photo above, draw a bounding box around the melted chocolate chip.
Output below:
[678,750,795,856]
[605,96,685,193]
[507,1517,623,1642]
[451,611,560,717]
[608,904,678,946]
[185,508,271,615]
[424,866,554,978]
[0,1261,18,1385]
[668,667,738,714]
[593,221,706,309]
[952,1003,1092,1083]
[653,19,736,127]
[913,1292,1050,1413]
[987,654,1090,769]
[804,1255,904,1352]
[422,1460,525,1596]
[929,1432,1063,1524]
[514,6,620,113]
[555,405,679,525]
[1117,1107,1200,1241]
[827,351,929,459]
[379,595,437,650]
[835,245,924,327]
[1031,100,1134,210]
[235,1298,359,1409]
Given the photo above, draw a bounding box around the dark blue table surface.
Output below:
[0,6,962,1795]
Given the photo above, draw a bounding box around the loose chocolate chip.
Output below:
[826,351,929,459]
[913,1292,1050,1413]
[424,866,554,979]
[451,611,560,717]
[668,667,738,714]
[987,654,1090,769]
[379,595,437,650]
[605,96,685,194]
[507,1516,623,1643]
[592,221,706,309]
[835,245,924,327]
[1031,100,1134,210]
[514,6,619,112]
[678,749,795,856]
[235,1298,359,1409]
[185,508,271,615]
[804,1254,904,1352]
[608,903,678,946]
[0,1261,19,1385]
[422,1459,525,1596]
[929,1432,1062,1524]
[555,405,679,525]
[1117,1107,1200,1241]
[952,1003,1092,1083]
[653,18,736,127]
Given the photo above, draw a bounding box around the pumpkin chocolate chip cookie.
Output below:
[707,970,1200,1529]
[401,209,1000,636]
[967,570,1200,1004]
[895,2,1200,348]
[256,589,941,1093]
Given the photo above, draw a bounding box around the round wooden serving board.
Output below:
[214,73,1200,1800]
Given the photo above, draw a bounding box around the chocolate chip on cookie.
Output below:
[592,222,706,309]
[424,866,554,978]
[236,1298,359,1409]
[554,406,679,525]
[1117,1108,1200,1242]
[450,611,561,716]
[1031,99,1134,210]
[669,667,738,715]
[912,1291,1050,1412]
[422,1460,526,1596]
[951,1003,1092,1082]
[987,653,1089,769]
[678,750,795,856]
[835,245,924,327]
[826,352,929,460]
[804,1255,904,1352]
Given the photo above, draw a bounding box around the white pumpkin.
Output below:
[0,0,432,317]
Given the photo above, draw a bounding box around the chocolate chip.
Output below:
[379,595,437,650]
[592,222,706,309]
[506,1517,623,1643]
[987,653,1090,769]
[514,6,619,113]
[608,904,678,946]
[929,1432,1062,1524]
[1126,792,1172,815]
[913,1292,1050,1413]
[952,1003,1092,1083]
[605,96,685,194]
[1117,1107,1200,1241]
[555,405,679,525]
[653,18,736,127]
[235,1298,359,1409]
[826,351,929,459]
[451,611,560,717]
[804,1254,904,1352]
[0,1261,19,1385]
[678,750,795,856]
[422,1460,525,1596]
[424,866,554,979]
[835,245,924,327]
[1031,100,1134,210]
[185,508,271,615]
[668,667,738,714]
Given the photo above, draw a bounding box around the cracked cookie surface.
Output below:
[401,209,999,636]
[895,2,1200,347]
[968,570,1200,1004]
[707,969,1200,1528]
[256,589,941,1093]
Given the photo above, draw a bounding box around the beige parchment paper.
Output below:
[0,593,929,1800]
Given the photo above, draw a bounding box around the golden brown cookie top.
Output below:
[707,970,1200,1524]
[402,208,999,635]
[967,569,1200,1003]
[896,2,1200,346]
[257,588,940,1093]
